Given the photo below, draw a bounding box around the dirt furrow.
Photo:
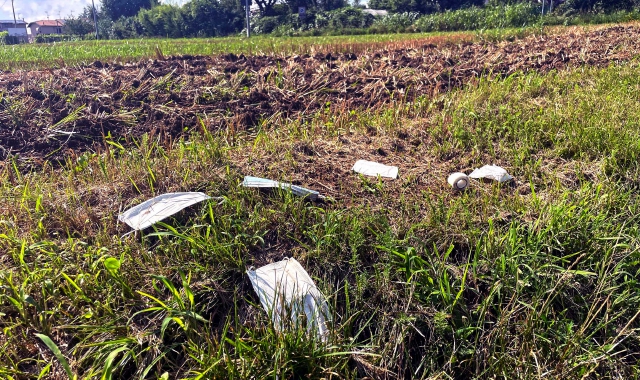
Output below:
[1,25,639,164]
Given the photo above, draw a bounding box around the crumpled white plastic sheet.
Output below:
[118,192,213,231]
[247,258,331,341]
[242,176,321,200]
[352,160,398,179]
[469,165,513,183]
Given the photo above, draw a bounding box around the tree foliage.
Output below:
[74,0,640,39]
[101,0,159,21]
[254,0,279,15]
[64,18,95,36]
[183,0,245,36]
[556,0,640,12]
[137,0,245,37]
[368,0,484,13]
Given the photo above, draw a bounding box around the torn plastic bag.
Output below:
[469,165,513,183]
[242,176,321,200]
[118,192,212,231]
[247,258,331,341]
[352,160,398,179]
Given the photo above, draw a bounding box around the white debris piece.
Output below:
[447,172,469,190]
[242,176,321,200]
[469,165,513,183]
[352,160,398,179]
[118,192,212,231]
[247,258,331,341]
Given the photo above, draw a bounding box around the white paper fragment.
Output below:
[469,165,513,183]
[242,176,321,200]
[118,192,211,231]
[447,172,469,190]
[247,258,331,341]
[352,160,398,179]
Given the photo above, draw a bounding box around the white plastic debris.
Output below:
[118,192,212,231]
[242,176,321,200]
[352,160,398,179]
[447,172,469,190]
[469,165,513,183]
[247,258,331,341]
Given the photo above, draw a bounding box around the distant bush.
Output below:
[414,2,540,32]
[34,34,83,43]
[254,7,376,35]
[0,31,21,45]
[137,0,245,38]
[562,9,640,25]
[321,7,376,29]
[252,15,290,34]
[109,16,143,39]
[370,11,420,33]
[0,31,9,45]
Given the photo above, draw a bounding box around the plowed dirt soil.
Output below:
[1,24,639,164]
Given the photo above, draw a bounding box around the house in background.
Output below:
[362,9,388,16]
[27,19,65,42]
[0,20,28,42]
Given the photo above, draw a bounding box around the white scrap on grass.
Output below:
[469,165,513,183]
[447,172,469,190]
[118,192,213,231]
[242,176,321,200]
[352,160,398,179]
[247,258,331,342]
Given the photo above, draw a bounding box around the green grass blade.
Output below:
[35,333,74,380]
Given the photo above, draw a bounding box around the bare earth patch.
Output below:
[1,24,639,164]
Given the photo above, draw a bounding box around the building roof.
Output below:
[363,9,388,16]
[0,20,27,25]
[27,19,65,27]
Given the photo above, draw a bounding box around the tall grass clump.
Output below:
[559,9,640,26]
[370,12,421,33]
[414,2,541,32]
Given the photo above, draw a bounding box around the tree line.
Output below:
[61,0,640,39]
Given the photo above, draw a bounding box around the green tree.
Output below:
[64,5,98,36]
[254,0,279,15]
[557,0,639,12]
[368,0,438,13]
[64,17,95,36]
[313,0,347,11]
[101,0,159,21]
[137,0,244,37]
[138,4,186,37]
[110,16,144,38]
[182,0,245,36]
[368,0,486,13]
[438,0,485,10]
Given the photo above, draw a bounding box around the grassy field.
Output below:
[0,31,479,71]
[2,27,640,379]
[0,22,626,71]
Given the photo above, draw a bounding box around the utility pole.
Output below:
[11,0,17,28]
[92,0,99,39]
[550,0,553,12]
[541,0,545,15]
[245,0,250,37]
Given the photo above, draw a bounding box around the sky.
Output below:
[0,0,187,23]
